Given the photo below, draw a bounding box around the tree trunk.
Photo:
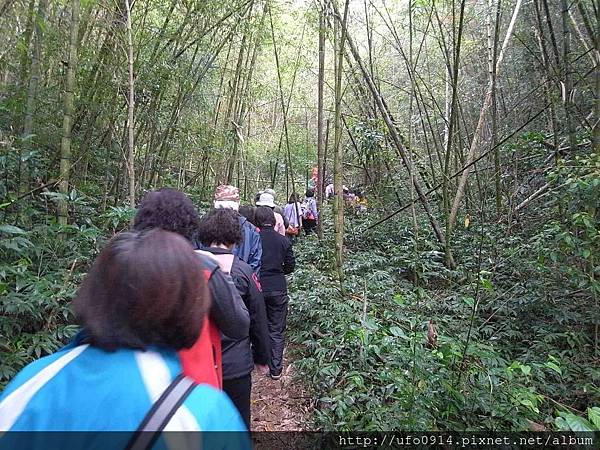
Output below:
[316,7,326,239]
[20,0,48,196]
[58,0,80,226]
[438,0,466,268]
[17,0,36,88]
[225,32,249,183]
[534,0,560,152]
[228,2,265,186]
[593,3,600,155]
[448,0,523,235]
[125,0,136,208]
[561,0,577,151]
[268,8,305,198]
[489,0,501,215]
[407,0,419,242]
[333,0,349,283]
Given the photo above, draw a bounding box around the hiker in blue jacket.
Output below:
[214,185,262,274]
[0,229,249,449]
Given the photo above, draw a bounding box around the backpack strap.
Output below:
[196,249,235,274]
[195,251,219,277]
[125,374,197,450]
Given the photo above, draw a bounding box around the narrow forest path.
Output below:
[251,346,311,431]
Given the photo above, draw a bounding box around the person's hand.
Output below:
[255,364,270,375]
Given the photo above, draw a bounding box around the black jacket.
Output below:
[204,247,270,380]
[259,227,295,292]
[195,252,249,340]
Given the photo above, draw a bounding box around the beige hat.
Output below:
[256,192,276,208]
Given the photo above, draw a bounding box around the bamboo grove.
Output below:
[1,0,599,431]
[2,0,598,263]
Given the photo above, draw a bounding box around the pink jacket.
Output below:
[274,212,286,236]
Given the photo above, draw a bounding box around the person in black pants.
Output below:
[196,208,271,428]
[255,207,295,380]
[302,189,318,235]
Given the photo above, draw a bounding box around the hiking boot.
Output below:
[270,369,282,380]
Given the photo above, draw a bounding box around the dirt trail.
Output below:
[250,348,311,431]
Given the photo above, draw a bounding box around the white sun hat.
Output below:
[256,192,276,208]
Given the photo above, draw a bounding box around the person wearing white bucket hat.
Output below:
[255,192,276,208]
[258,188,289,227]
[256,192,286,236]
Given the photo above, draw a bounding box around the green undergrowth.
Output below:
[0,193,133,388]
[287,207,599,431]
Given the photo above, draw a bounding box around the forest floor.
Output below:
[250,346,311,431]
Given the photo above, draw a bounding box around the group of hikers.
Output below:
[0,184,320,441]
[250,188,319,237]
[325,183,368,214]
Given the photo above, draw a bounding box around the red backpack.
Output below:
[178,267,222,389]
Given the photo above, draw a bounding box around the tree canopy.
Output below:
[1,0,598,432]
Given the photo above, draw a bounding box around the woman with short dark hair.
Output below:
[255,206,275,228]
[134,187,200,241]
[0,230,249,437]
[74,230,208,351]
[196,208,270,428]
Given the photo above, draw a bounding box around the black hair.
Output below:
[238,205,257,227]
[197,208,243,247]
[133,188,199,242]
[305,189,315,198]
[255,206,275,228]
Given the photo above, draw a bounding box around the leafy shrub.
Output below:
[0,194,106,389]
[288,202,599,430]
